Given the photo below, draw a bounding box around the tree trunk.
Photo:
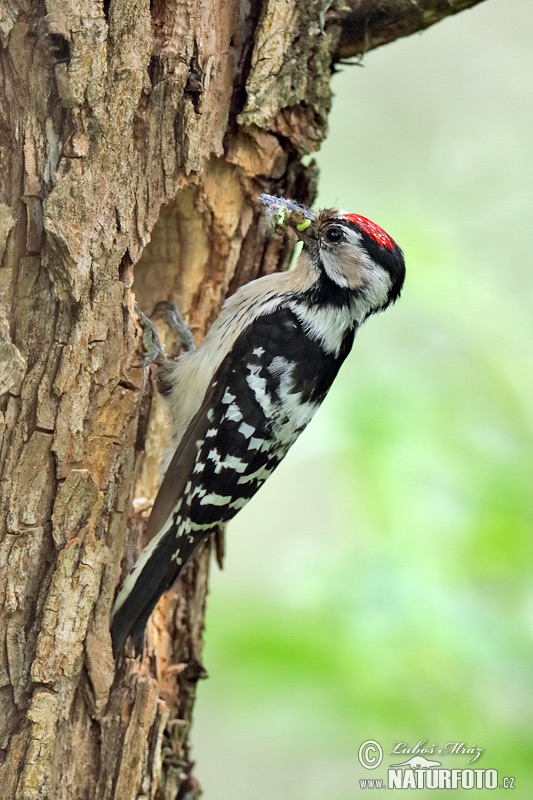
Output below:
[0,0,487,797]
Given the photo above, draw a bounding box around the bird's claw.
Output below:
[152,300,196,353]
[134,303,164,368]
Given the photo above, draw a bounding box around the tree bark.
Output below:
[0,1,488,797]
[337,0,488,60]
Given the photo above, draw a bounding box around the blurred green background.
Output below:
[194,1,533,796]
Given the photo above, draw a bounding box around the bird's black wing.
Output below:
[111,307,353,653]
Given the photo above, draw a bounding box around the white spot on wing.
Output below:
[222,454,247,472]
[248,437,266,451]
[246,364,272,416]
[189,520,216,532]
[200,493,232,506]
[226,403,243,422]
[237,465,274,484]
[229,496,249,510]
[207,448,247,473]
[268,355,292,377]
[208,448,221,463]
[238,422,255,439]
[222,389,236,404]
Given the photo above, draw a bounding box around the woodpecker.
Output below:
[111,197,405,655]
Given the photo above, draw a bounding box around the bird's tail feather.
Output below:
[111,518,212,656]
[111,527,179,656]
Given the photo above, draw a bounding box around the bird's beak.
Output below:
[290,218,316,243]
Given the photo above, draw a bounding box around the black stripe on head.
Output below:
[297,266,364,309]
[340,216,406,308]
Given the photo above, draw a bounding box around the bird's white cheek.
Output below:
[364,268,392,307]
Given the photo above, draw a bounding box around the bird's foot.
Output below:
[153,300,196,354]
[134,303,165,367]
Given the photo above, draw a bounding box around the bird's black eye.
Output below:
[324,227,344,244]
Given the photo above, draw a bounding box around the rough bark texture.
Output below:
[0,1,487,797]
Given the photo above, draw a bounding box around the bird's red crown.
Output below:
[343,213,395,251]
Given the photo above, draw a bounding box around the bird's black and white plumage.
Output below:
[111,203,405,655]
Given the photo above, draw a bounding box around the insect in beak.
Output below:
[260,193,317,241]
[291,217,314,242]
